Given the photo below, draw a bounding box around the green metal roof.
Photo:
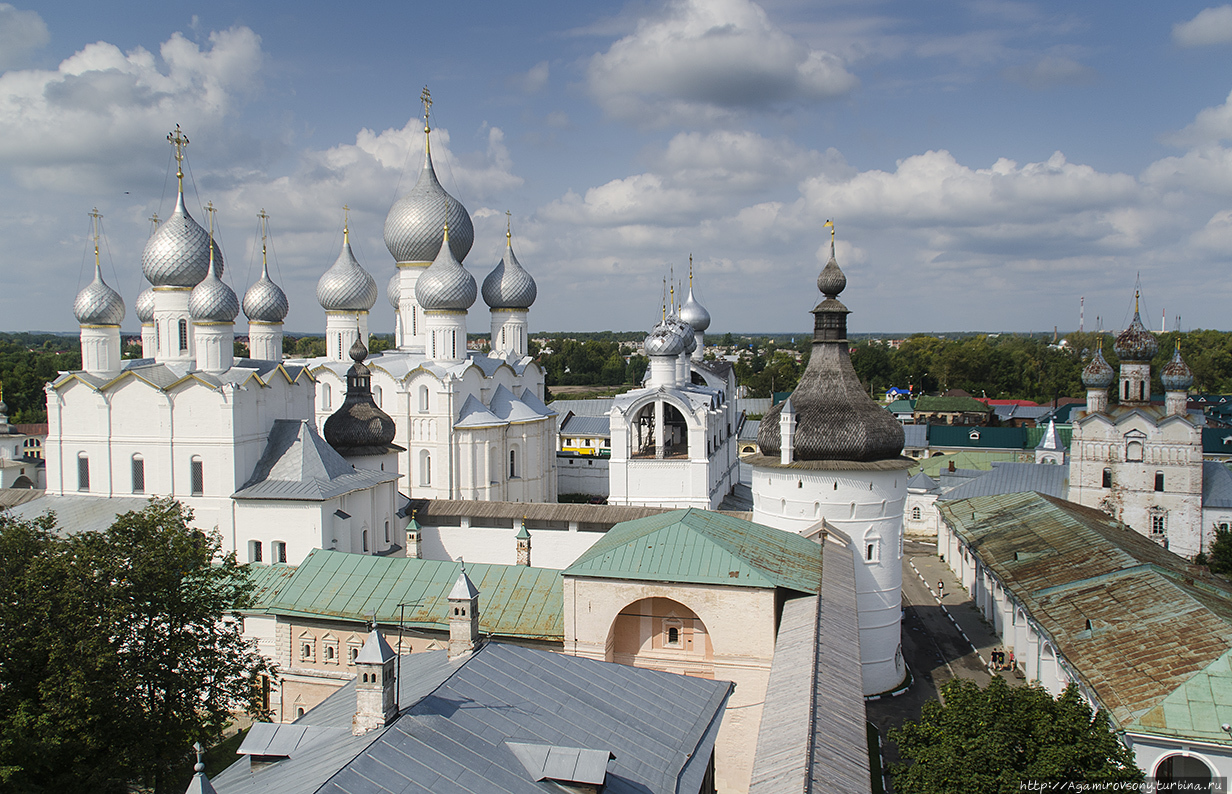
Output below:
[913,395,992,414]
[564,508,822,594]
[240,562,298,611]
[940,492,1232,738]
[911,450,1026,476]
[263,549,562,641]
[928,424,1029,450]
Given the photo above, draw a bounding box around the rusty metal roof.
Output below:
[242,563,298,611]
[262,549,562,641]
[565,508,822,594]
[940,492,1232,740]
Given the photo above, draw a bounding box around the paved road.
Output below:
[867,539,1016,788]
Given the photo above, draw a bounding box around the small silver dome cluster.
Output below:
[645,322,687,357]
[243,266,289,324]
[1081,345,1115,389]
[189,251,239,323]
[142,193,223,288]
[482,231,537,310]
[679,285,710,332]
[317,230,378,312]
[387,271,401,308]
[415,226,476,311]
[74,262,126,326]
[384,145,474,264]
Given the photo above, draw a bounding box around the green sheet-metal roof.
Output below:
[263,549,562,641]
[564,508,822,594]
[911,450,1027,476]
[243,562,298,611]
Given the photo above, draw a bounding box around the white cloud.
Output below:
[1173,6,1232,47]
[587,0,856,127]
[0,27,264,190]
[514,61,550,93]
[0,4,49,69]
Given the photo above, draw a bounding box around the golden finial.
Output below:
[421,86,433,133]
[205,201,216,235]
[167,124,189,194]
[258,209,270,270]
[442,221,450,243]
[689,254,693,287]
[1135,289,1140,314]
[148,212,160,232]
[506,209,512,242]
[342,204,350,244]
[662,277,667,322]
[824,219,835,242]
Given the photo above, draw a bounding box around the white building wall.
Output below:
[557,455,610,497]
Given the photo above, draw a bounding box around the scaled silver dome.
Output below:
[667,313,696,354]
[317,230,378,312]
[387,271,401,308]
[679,283,710,332]
[135,287,156,324]
[1082,345,1114,389]
[243,266,289,324]
[1161,345,1194,391]
[645,321,686,357]
[189,251,239,323]
[74,263,126,326]
[384,140,474,264]
[482,232,537,310]
[415,226,476,311]
[141,192,223,287]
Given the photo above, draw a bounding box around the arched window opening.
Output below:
[272,541,287,564]
[296,707,305,718]
[1126,440,1143,462]
[1139,381,1146,401]
[866,543,877,562]
[1156,755,1212,784]
[667,627,679,645]
[322,383,331,410]
[1155,471,1165,492]
[178,319,188,352]
[362,530,369,553]
[1102,468,1112,488]
[419,450,431,487]
[131,454,145,494]
[384,520,390,543]
[250,540,263,563]
[419,385,429,413]
[373,385,382,408]
[510,448,518,479]
[190,456,204,496]
[77,453,90,492]
[911,506,921,521]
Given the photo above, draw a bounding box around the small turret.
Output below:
[516,517,531,566]
[352,626,397,736]
[448,560,480,659]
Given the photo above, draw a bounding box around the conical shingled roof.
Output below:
[757,241,904,463]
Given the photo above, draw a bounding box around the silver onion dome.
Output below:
[645,321,686,357]
[1082,345,1115,389]
[135,287,156,324]
[679,283,710,332]
[667,313,696,354]
[189,249,239,323]
[74,262,125,326]
[1161,345,1194,391]
[384,139,474,264]
[387,271,401,308]
[317,229,378,312]
[415,225,476,311]
[243,264,289,324]
[482,232,537,309]
[141,192,223,287]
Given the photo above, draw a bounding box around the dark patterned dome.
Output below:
[74,262,125,326]
[141,192,223,287]
[1114,299,1158,362]
[1161,345,1194,391]
[415,225,476,311]
[324,338,398,454]
[482,231,537,310]
[757,242,904,462]
[383,134,474,264]
[1082,344,1114,389]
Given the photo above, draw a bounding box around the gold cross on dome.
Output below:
[168,125,189,190]
[205,201,216,236]
[506,209,512,238]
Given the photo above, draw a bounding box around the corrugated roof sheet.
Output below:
[565,508,822,593]
[211,642,731,794]
[263,549,563,641]
[940,492,1232,739]
[560,414,611,437]
[937,461,1068,502]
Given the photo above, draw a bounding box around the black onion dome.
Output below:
[1161,345,1194,391]
[1082,345,1114,389]
[1114,306,1158,362]
[757,244,904,463]
[323,338,398,454]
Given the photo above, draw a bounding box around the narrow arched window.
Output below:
[272,541,287,563]
[510,449,517,478]
[373,385,382,408]
[362,530,369,553]
[419,449,431,486]
[321,383,331,410]
[911,506,921,521]
[1155,471,1164,492]
[76,453,89,491]
[250,540,263,563]
[419,385,429,413]
[1103,468,1112,488]
[178,319,188,352]
[867,543,876,561]
[190,456,204,496]
[131,454,145,494]
[384,520,390,543]
[667,627,679,645]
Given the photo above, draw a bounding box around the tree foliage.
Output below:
[0,499,272,793]
[890,677,1142,794]
[0,334,81,424]
[541,338,646,387]
[1208,527,1232,576]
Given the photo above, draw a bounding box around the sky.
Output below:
[3,0,1232,337]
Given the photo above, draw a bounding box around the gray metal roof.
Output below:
[937,461,1068,503]
[907,472,939,493]
[560,414,610,437]
[749,530,870,794]
[233,419,398,501]
[902,423,927,449]
[5,493,152,535]
[549,398,613,431]
[211,642,732,794]
[1203,461,1232,509]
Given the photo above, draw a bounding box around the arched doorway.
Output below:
[1155,754,1212,785]
[630,401,690,459]
[606,597,714,678]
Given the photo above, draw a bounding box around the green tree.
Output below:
[0,500,272,793]
[890,677,1141,794]
[1208,527,1232,576]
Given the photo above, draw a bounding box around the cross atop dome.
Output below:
[167,124,189,192]
[421,85,432,135]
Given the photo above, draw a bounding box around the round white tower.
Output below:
[188,211,239,375]
[749,233,910,696]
